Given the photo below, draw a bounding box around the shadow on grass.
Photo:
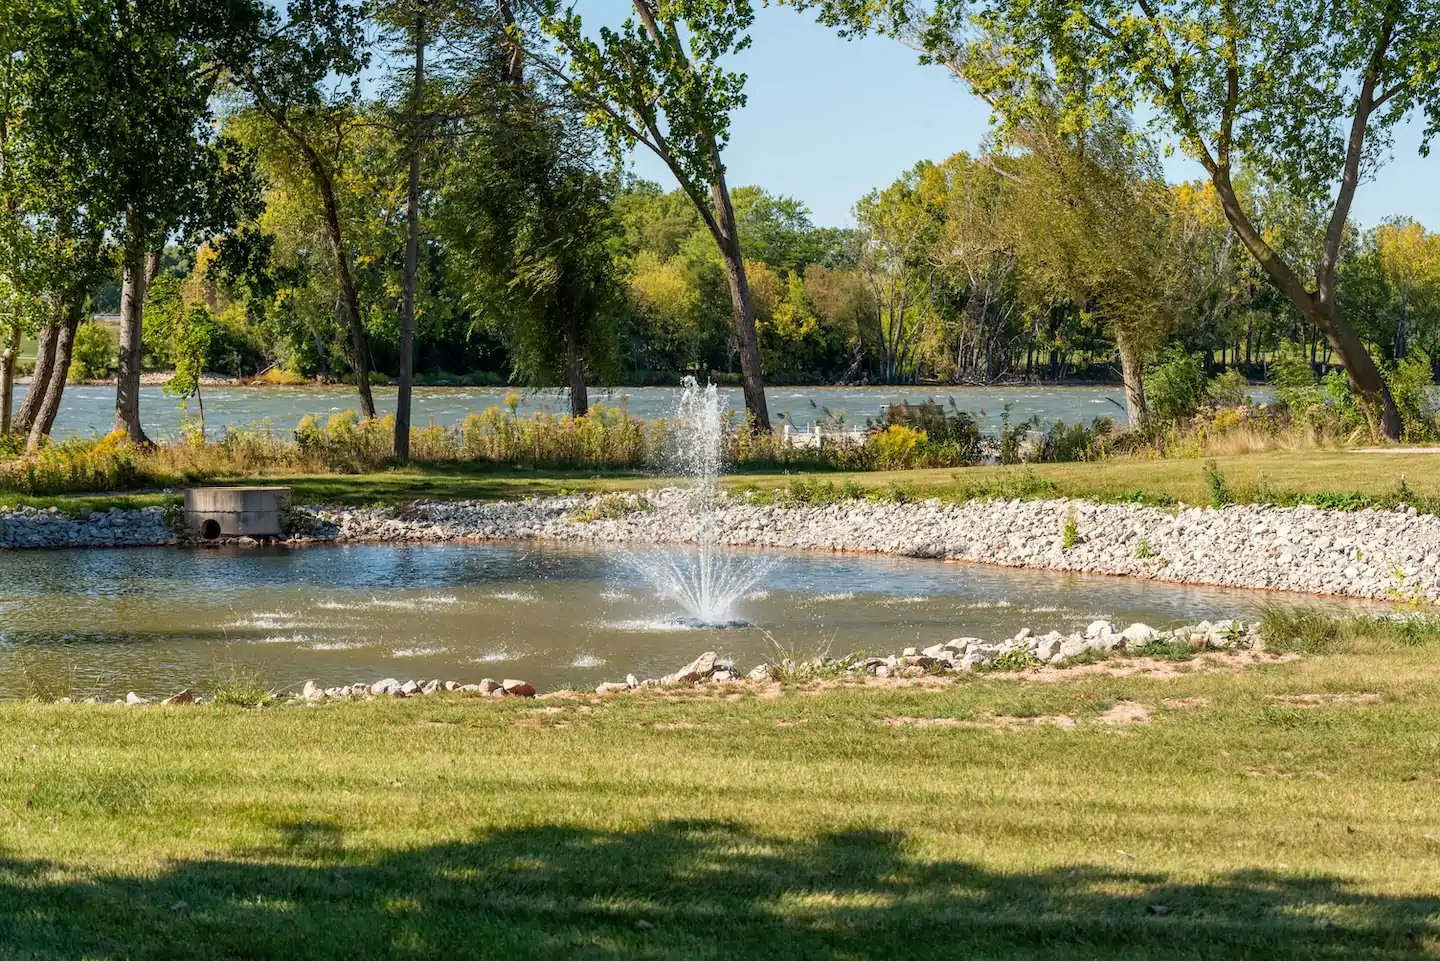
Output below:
[1,818,1436,959]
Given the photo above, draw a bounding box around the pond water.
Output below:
[21,383,1185,440]
[0,541,1368,700]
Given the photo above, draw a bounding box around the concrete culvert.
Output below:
[201,519,222,540]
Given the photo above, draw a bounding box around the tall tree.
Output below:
[232,0,378,417]
[805,0,1440,438]
[535,0,773,430]
[26,0,266,442]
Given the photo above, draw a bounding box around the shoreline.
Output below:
[1,490,1435,603]
[17,374,1140,390]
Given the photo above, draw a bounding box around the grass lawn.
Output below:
[2,628,1439,958]
[3,448,1435,514]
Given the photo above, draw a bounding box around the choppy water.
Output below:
[0,541,1369,699]
[18,383,1196,440]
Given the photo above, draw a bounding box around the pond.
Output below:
[23,383,1180,440]
[0,541,1367,700]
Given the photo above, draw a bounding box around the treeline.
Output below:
[2,0,1438,456]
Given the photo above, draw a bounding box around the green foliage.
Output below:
[68,323,116,383]
[1146,346,1207,424]
[1133,538,1155,559]
[1206,369,1250,407]
[207,666,278,709]
[991,649,1041,672]
[1203,460,1232,508]
[1061,509,1079,549]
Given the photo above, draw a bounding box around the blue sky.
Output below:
[625,5,1438,231]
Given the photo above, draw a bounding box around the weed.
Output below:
[1062,509,1080,550]
[990,649,1042,672]
[1203,459,1232,508]
[208,666,278,708]
[1133,538,1156,559]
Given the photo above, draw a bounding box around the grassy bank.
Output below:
[2,619,1439,959]
[3,448,1436,515]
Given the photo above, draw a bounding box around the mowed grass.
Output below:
[3,627,1440,959]
[3,448,1435,514]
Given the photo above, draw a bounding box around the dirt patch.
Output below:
[882,713,1081,730]
[1269,692,1381,707]
[880,716,965,727]
[772,717,808,727]
[1161,697,1211,710]
[1098,701,1153,725]
[647,721,702,730]
[1023,649,1299,683]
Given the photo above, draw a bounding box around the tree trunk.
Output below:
[114,218,151,444]
[395,6,425,462]
[321,177,375,417]
[1116,333,1147,429]
[567,320,588,419]
[27,305,81,449]
[1,324,20,434]
[16,322,58,434]
[1396,289,1409,360]
[710,181,770,431]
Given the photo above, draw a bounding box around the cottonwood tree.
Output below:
[436,19,621,417]
[232,0,379,417]
[24,0,267,443]
[534,0,773,430]
[803,0,1440,438]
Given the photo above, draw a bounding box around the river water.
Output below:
[0,541,1367,700]
[18,383,1172,440]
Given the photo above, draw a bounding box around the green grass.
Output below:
[3,626,1440,959]
[4,450,1438,514]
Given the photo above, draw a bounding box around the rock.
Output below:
[1058,636,1089,660]
[371,678,401,696]
[902,647,919,657]
[421,679,441,695]
[626,674,639,688]
[663,651,717,685]
[596,681,630,695]
[1121,623,1158,644]
[921,643,950,658]
[747,663,776,682]
[1035,637,1064,662]
[125,692,148,706]
[1084,620,1114,639]
[398,680,422,697]
[712,670,735,682]
[162,689,198,706]
[501,679,536,697]
[301,681,326,702]
[478,678,503,695]
[444,681,461,692]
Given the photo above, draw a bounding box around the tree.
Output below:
[231,0,378,417]
[1372,219,1440,361]
[853,0,1436,438]
[24,0,266,443]
[853,162,945,382]
[536,0,773,430]
[437,18,622,417]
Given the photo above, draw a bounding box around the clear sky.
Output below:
[624,5,1438,231]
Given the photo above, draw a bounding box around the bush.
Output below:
[1206,368,1251,407]
[1384,356,1439,442]
[865,425,925,470]
[69,323,117,383]
[1146,346,1208,424]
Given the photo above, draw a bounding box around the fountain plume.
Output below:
[624,378,769,627]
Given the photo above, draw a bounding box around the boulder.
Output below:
[371,678,401,696]
[625,674,639,688]
[1035,637,1064,662]
[125,692,148,706]
[398,680,421,697]
[421,679,441,695]
[301,681,326,702]
[747,663,776,682]
[1121,623,1158,644]
[596,681,630,695]
[1084,620,1115,639]
[501,679,536,698]
[478,678,503,695]
[663,651,717,685]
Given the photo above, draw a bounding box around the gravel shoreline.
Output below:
[1,490,1436,602]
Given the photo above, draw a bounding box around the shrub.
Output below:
[1206,368,1251,407]
[865,425,926,470]
[1384,356,1439,441]
[1146,346,1208,424]
[1031,417,1115,462]
[69,322,117,382]
[1203,459,1232,507]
